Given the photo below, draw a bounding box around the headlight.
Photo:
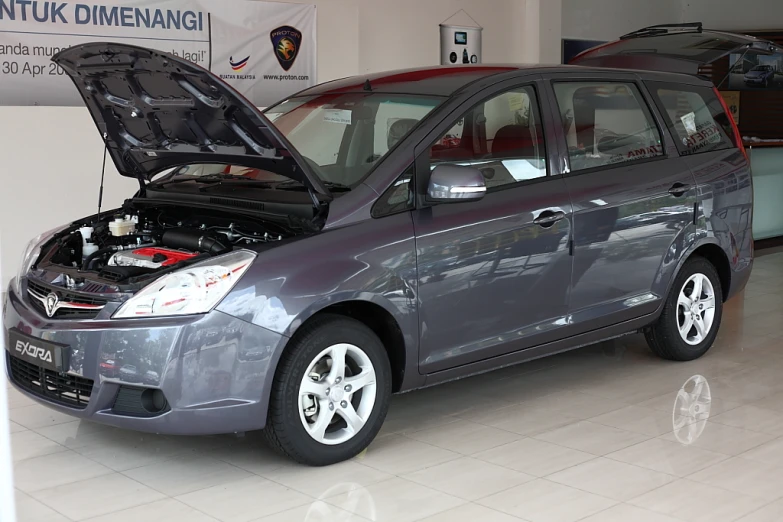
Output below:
[113,250,256,319]
[15,225,68,295]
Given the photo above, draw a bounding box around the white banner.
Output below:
[0,0,316,107]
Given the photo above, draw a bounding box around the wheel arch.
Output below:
[665,239,732,305]
[689,243,732,301]
[279,294,413,394]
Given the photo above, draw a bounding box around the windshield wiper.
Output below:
[197,180,277,192]
[152,174,263,187]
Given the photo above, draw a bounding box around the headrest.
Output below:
[492,125,534,155]
[388,118,418,149]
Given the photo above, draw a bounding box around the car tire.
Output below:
[645,257,723,362]
[263,314,392,466]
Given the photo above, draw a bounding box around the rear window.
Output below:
[647,82,738,156]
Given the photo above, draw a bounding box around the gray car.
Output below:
[4,40,753,466]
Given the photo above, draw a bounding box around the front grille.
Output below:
[27,279,109,319]
[8,354,94,409]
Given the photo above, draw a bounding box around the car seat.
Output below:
[491,124,538,158]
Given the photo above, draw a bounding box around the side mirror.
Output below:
[427,164,486,203]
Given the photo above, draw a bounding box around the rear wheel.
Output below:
[263,315,392,466]
[645,257,723,361]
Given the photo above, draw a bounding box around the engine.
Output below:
[107,247,199,270]
[37,203,290,286]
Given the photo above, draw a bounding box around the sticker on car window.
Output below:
[683,121,723,153]
[324,109,352,125]
[681,112,697,136]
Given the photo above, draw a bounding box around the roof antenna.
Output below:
[363,79,372,91]
[97,133,108,222]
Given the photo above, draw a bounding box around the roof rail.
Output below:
[620,22,703,40]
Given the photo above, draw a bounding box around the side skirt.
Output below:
[416,312,658,391]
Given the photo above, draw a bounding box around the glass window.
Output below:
[647,82,737,156]
[428,85,547,191]
[553,82,664,172]
[265,93,442,187]
[372,167,414,218]
[159,164,290,182]
[374,104,433,159]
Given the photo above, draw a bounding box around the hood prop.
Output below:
[96,133,108,223]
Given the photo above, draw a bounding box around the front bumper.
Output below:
[4,282,288,435]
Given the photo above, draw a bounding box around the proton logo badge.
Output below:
[270,25,302,71]
[44,293,59,318]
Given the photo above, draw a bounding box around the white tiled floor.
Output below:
[7,251,783,521]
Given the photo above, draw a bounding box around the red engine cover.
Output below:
[132,247,198,266]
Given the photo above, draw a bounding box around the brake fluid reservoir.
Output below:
[109,216,136,237]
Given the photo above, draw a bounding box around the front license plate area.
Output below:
[7,328,69,372]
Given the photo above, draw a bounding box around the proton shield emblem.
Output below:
[270,25,302,71]
[44,293,59,318]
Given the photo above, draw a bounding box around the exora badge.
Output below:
[44,292,59,318]
[15,340,53,363]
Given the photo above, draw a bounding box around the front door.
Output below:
[547,76,698,333]
[413,81,574,374]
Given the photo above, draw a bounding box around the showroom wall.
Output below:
[0,108,139,287]
[563,0,782,41]
[562,0,682,40]
[680,0,783,30]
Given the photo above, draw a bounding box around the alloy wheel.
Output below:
[676,273,716,346]
[298,343,377,445]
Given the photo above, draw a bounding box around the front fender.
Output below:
[215,211,421,404]
[280,290,414,340]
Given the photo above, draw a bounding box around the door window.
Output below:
[553,82,664,172]
[647,82,737,156]
[428,85,547,191]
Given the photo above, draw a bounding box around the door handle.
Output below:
[668,182,691,197]
[533,210,566,228]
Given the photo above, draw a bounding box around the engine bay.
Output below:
[34,201,293,289]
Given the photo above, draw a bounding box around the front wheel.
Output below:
[263,315,392,466]
[645,257,723,361]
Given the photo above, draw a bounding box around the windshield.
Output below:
[264,93,443,186]
[150,164,293,186]
[752,65,773,71]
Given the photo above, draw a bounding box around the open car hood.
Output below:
[53,43,330,196]
[570,23,783,75]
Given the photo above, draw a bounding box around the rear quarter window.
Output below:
[647,82,738,156]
